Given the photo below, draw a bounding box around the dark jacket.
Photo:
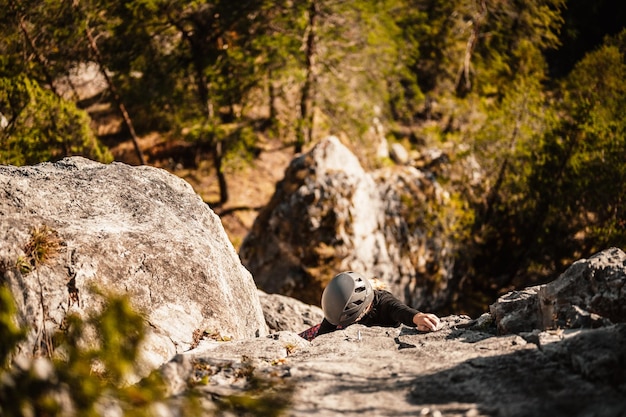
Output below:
[317,289,419,336]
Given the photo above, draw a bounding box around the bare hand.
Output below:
[414,312,441,332]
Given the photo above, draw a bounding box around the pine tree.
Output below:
[0,75,112,165]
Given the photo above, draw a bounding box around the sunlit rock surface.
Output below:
[0,157,267,376]
[491,247,626,334]
[159,248,626,416]
[240,136,456,311]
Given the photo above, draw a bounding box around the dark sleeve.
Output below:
[316,318,338,336]
[376,290,419,327]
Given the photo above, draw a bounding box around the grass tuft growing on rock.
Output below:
[16,225,61,274]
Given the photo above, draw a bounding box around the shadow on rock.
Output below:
[308,370,421,416]
[407,325,626,417]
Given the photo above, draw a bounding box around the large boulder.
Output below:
[258,290,324,334]
[240,136,457,311]
[0,157,267,375]
[490,247,626,334]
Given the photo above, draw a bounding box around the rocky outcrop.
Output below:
[490,247,626,334]
[258,290,324,334]
[0,157,267,376]
[154,247,626,416]
[240,136,458,311]
[2,172,624,417]
[4,154,624,416]
[158,319,626,417]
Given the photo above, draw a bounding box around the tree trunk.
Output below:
[11,8,58,97]
[296,0,317,154]
[268,68,277,128]
[455,0,487,96]
[213,141,229,205]
[475,90,527,233]
[85,26,146,165]
[176,21,229,204]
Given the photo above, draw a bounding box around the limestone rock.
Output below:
[539,247,626,328]
[491,247,626,334]
[159,320,626,417]
[258,290,324,334]
[389,142,410,165]
[0,157,267,375]
[489,286,542,334]
[240,136,456,312]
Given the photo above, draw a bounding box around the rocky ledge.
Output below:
[162,320,626,417]
[161,248,626,417]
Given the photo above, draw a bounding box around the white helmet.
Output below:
[321,271,374,327]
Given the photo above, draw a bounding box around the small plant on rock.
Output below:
[16,225,61,274]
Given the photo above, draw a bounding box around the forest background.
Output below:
[1,0,625,316]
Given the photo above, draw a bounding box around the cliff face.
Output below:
[240,136,458,311]
[161,248,626,416]
[0,157,267,376]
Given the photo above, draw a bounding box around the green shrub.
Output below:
[0,283,169,417]
[1,224,166,416]
[0,75,113,166]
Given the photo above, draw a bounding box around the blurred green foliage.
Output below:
[0,287,25,367]
[0,284,295,416]
[0,284,168,417]
[0,223,167,416]
[0,75,113,165]
[451,29,626,313]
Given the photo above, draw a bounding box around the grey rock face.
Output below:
[540,247,626,328]
[0,157,267,375]
[258,290,324,334]
[162,248,622,416]
[160,318,626,417]
[491,247,626,335]
[240,136,456,311]
[488,286,542,334]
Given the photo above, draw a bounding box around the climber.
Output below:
[299,271,441,341]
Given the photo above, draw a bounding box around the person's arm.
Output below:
[413,312,441,332]
[316,318,338,336]
[379,291,441,331]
